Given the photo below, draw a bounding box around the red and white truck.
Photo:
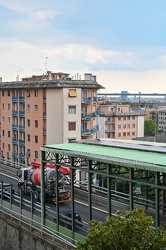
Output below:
[17,162,71,204]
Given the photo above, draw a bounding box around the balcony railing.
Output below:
[12,151,18,159]
[19,125,25,132]
[19,111,25,117]
[43,112,46,119]
[19,139,25,147]
[12,110,18,116]
[12,138,18,144]
[12,96,18,102]
[12,124,18,130]
[19,96,25,102]
[43,128,46,135]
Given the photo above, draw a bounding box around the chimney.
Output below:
[84,73,92,80]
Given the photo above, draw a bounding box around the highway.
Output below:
[0,163,166,236]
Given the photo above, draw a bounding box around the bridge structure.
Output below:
[40,139,166,245]
[97,92,166,97]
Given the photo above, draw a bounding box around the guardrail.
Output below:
[0,203,77,249]
[0,190,78,249]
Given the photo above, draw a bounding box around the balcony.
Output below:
[12,96,18,102]
[43,128,46,135]
[19,125,25,132]
[19,111,25,117]
[12,151,18,159]
[43,112,46,119]
[105,128,115,133]
[82,130,92,136]
[12,110,18,116]
[19,139,25,147]
[12,138,18,145]
[19,96,25,103]
[105,120,115,125]
[43,97,46,103]
[19,153,25,161]
[12,124,18,130]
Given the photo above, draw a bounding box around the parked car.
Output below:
[54,209,83,229]
[0,182,14,199]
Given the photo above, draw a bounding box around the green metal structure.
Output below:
[40,139,166,240]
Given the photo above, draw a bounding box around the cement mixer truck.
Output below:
[17,162,71,204]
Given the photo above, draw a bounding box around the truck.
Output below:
[17,162,71,204]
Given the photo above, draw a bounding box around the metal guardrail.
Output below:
[0,203,77,249]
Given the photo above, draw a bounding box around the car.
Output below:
[54,209,83,229]
[0,182,14,199]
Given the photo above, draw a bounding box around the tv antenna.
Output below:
[45,57,48,74]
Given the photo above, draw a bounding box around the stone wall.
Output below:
[0,213,74,250]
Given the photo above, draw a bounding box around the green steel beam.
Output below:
[107,164,112,216]
[129,168,134,211]
[88,160,92,221]
[40,150,45,226]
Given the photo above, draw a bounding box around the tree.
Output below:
[144,120,158,136]
[77,208,166,250]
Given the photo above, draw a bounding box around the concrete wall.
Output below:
[0,213,74,250]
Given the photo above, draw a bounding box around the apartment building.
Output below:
[156,109,166,132]
[0,72,104,165]
[97,104,144,139]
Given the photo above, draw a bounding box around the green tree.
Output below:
[77,208,166,250]
[144,120,158,136]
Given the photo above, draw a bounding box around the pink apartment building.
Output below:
[97,104,144,139]
[0,72,104,165]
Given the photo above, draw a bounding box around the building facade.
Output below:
[97,104,144,139]
[0,72,104,165]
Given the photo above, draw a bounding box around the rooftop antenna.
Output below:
[45,57,48,74]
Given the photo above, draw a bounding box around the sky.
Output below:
[0,0,166,94]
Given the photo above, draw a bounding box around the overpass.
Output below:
[97,92,166,97]
[1,139,166,249]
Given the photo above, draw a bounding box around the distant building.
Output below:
[97,104,144,139]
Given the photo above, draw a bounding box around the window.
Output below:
[34,89,38,97]
[2,103,4,109]
[35,105,38,112]
[27,134,30,142]
[8,90,10,96]
[27,119,30,127]
[26,149,30,157]
[8,103,10,110]
[123,116,126,120]
[35,151,38,158]
[69,89,77,97]
[118,124,121,129]
[35,120,38,128]
[68,122,76,131]
[8,131,10,137]
[8,144,10,151]
[132,116,135,120]
[69,106,76,114]
[132,132,135,136]
[132,124,135,128]
[118,108,120,112]
[2,143,4,149]
[123,132,126,136]
[127,124,130,128]
[35,136,38,143]
[27,90,30,97]
[27,105,30,112]
[127,132,130,136]
[2,130,4,136]
[123,124,126,128]
[8,117,10,124]
[118,133,121,137]
[2,90,4,96]
[2,117,4,123]
[118,117,121,121]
